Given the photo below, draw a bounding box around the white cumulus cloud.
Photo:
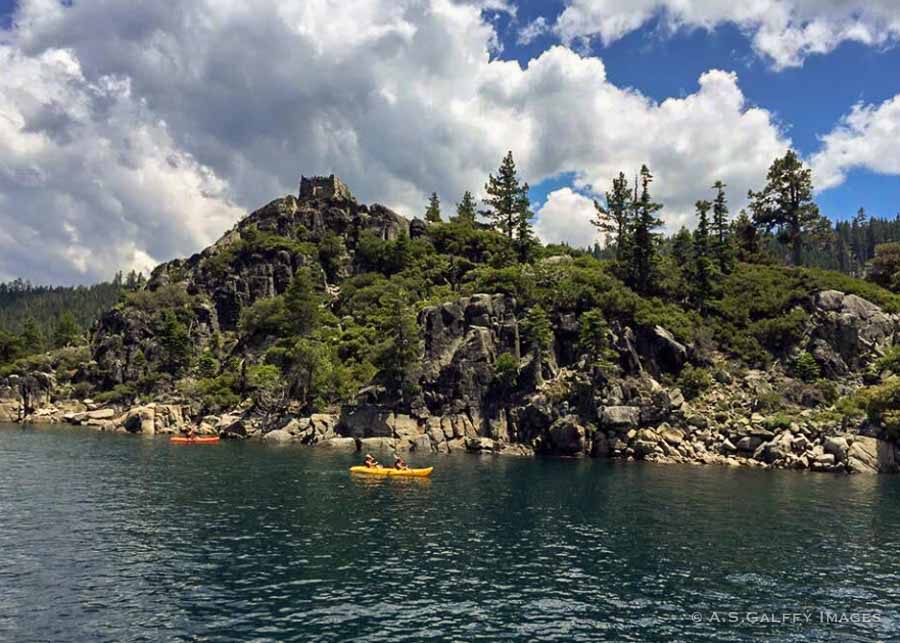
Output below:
[533,188,600,247]
[0,45,243,283]
[554,1,900,70]
[811,95,900,192]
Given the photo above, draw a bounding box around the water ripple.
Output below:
[1,424,899,641]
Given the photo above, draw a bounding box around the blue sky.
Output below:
[0,0,13,29]
[2,0,900,282]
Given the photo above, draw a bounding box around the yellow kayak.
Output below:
[350,466,434,478]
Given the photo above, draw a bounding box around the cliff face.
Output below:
[148,188,411,329]
[15,174,897,474]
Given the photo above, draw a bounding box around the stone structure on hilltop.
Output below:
[299,175,353,201]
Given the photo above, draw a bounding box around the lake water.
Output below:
[1,423,899,642]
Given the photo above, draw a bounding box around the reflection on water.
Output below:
[350,474,433,489]
[1,423,899,642]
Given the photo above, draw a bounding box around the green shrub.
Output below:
[678,365,713,400]
[194,373,241,413]
[71,381,93,399]
[239,296,287,339]
[94,383,136,404]
[789,351,821,382]
[763,413,793,431]
[197,351,220,378]
[465,265,535,304]
[749,308,808,353]
[835,393,866,419]
[756,390,787,412]
[205,228,316,278]
[522,306,553,357]
[876,346,900,374]
[815,379,839,404]
[860,377,900,439]
[493,352,519,393]
[430,221,517,268]
[125,284,195,313]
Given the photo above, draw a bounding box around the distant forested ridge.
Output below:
[0,271,145,360]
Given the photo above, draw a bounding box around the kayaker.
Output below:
[393,454,409,470]
[364,453,379,468]
[184,425,196,440]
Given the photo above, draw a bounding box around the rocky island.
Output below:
[3,158,900,475]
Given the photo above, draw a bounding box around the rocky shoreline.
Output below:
[4,378,897,476]
[5,284,900,476]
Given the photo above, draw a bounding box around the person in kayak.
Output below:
[393,454,409,470]
[364,453,379,468]
[183,425,196,440]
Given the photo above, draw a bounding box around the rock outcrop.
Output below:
[806,290,897,375]
[419,293,519,416]
[90,176,413,380]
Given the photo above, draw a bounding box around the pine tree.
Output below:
[627,165,664,294]
[671,226,693,268]
[733,209,761,263]
[692,200,714,310]
[711,180,733,273]
[482,151,530,240]
[375,290,422,401]
[53,311,81,348]
[591,172,632,260]
[522,305,552,385]
[20,317,43,353]
[748,150,820,266]
[0,330,23,364]
[424,192,442,223]
[515,197,535,262]
[578,309,611,366]
[283,267,321,336]
[455,191,477,225]
[156,310,191,375]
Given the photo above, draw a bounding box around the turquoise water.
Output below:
[1,423,899,642]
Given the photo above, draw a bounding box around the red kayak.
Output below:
[170,436,220,444]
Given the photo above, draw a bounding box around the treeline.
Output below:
[429,149,846,303]
[587,165,899,281]
[0,271,146,363]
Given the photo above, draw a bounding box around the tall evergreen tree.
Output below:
[591,172,632,260]
[748,150,820,266]
[692,200,714,310]
[515,197,535,262]
[375,290,422,401]
[283,267,321,336]
[455,191,477,225]
[0,330,23,364]
[20,317,43,353]
[671,226,693,268]
[733,209,762,263]
[53,311,81,348]
[578,309,612,366]
[156,310,191,375]
[627,165,664,294]
[711,180,733,273]
[522,305,552,385]
[482,151,530,240]
[424,192,442,223]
